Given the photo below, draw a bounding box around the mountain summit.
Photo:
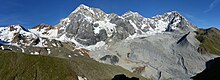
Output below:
[53,4,197,46]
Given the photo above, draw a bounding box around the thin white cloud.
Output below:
[183,13,204,22]
[204,0,220,13]
[183,13,211,28]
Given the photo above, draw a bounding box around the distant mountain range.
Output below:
[0,4,219,80]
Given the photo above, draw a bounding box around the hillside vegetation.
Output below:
[0,51,78,80]
[0,50,146,80]
[195,28,220,55]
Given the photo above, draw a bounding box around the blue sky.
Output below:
[0,0,220,29]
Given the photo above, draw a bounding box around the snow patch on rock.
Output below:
[86,41,106,50]
[93,20,116,37]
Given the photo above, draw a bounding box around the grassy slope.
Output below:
[69,57,146,80]
[0,51,77,80]
[0,51,147,80]
[195,28,220,55]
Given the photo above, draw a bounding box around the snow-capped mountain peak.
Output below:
[9,25,29,32]
[72,4,94,14]
[144,11,197,32]
[166,11,180,15]
[31,24,53,30]
[53,4,198,47]
[1,5,197,48]
[79,4,90,9]
[0,25,38,45]
[29,24,58,38]
[122,11,144,18]
[70,4,107,21]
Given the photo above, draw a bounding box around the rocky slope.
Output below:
[90,32,217,80]
[0,4,219,80]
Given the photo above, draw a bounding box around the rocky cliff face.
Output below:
[54,4,197,46]
[0,4,218,80]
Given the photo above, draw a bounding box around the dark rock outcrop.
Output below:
[191,57,220,80]
[112,74,139,80]
[100,55,119,64]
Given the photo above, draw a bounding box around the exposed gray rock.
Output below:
[122,11,145,29]
[55,5,200,47]
[110,17,136,35]
[100,55,119,64]
[89,32,217,80]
